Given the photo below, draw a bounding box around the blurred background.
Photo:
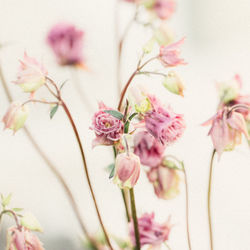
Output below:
[0,0,250,249]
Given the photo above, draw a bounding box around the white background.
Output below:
[0,0,250,249]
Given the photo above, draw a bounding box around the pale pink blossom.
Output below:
[154,0,176,20]
[130,213,171,247]
[14,53,47,93]
[159,38,186,67]
[114,152,141,189]
[134,131,166,168]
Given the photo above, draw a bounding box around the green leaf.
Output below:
[50,105,59,119]
[109,164,115,179]
[2,193,12,207]
[12,208,23,212]
[124,113,138,134]
[21,213,43,232]
[103,110,124,120]
[106,163,115,172]
[60,80,68,90]
[128,112,138,121]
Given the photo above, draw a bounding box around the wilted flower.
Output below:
[2,102,29,133]
[154,0,176,20]
[6,227,44,250]
[134,131,166,167]
[203,107,250,158]
[114,152,141,189]
[163,71,184,96]
[147,162,180,199]
[159,38,186,67]
[14,53,47,93]
[90,102,124,147]
[47,23,84,66]
[130,213,171,247]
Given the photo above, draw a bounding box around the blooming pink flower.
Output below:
[130,213,171,247]
[114,153,141,189]
[2,102,29,133]
[134,131,166,168]
[147,164,180,199]
[159,38,186,67]
[154,0,176,20]
[47,23,84,66]
[203,107,250,158]
[6,227,44,250]
[90,102,124,147]
[14,53,48,93]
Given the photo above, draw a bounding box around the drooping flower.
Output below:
[159,38,186,67]
[154,24,175,46]
[154,0,176,20]
[114,152,141,189]
[134,131,166,167]
[163,71,184,96]
[14,53,48,93]
[90,102,124,147]
[47,23,85,66]
[129,212,171,247]
[203,107,250,158]
[6,227,44,250]
[2,102,29,133]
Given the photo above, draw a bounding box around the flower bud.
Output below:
[114,153,141,189]
[154,0,176,20]
[163,71,184,96]
[154,24,175,46]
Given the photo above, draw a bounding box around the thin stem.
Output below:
[121,189,131,222]
[129,188,140,250]
[61,101,114,250]
[208,149,216,250]
[137,71,167,78]
[1,210,21,230]
[164,242,172,250]
[22,99,59,106]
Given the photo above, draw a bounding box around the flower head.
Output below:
[47,23,84,66]
[163,71,185,96]
[159,38,186,67]
[114,152,141,189]
[14,53,47,93]
[2,102,29,133]
[154,0,176,20]
[134,131,166,167]
[129,213,171,247]
[90,102,124,147]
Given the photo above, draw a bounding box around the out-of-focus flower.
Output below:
[159,38,186,67]
[47,23,85,67]
[154,24,175,46]
[2,102,29,133]
[114,152,141,189]
[6,227,44,250]
[134,131,165,167]
[163,71,184,96]
[147,162,180,199]
[154,0,176,20]
[130,212,171,247]
[203,107,250,158]
[90,102,124,147]
[14,53,47,93]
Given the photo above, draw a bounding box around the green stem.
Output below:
[121,189,131,222]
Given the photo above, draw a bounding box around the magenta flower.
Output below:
[154,0,176,20]
[6,227,44,250]
[134,131,166,168]
[203,107,250,158]
[114,152,141,189]
[90,102,124,147]
[130,213,171,247]
[47,23,84,66]
[159,38,186,67]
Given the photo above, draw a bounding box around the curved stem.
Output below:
[61,101,113,250]
[208,149,216,250]
[0,210,21,230]
[129,188,141,250]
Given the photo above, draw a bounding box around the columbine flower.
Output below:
[163,71,184,96]
[2,102,29,133]
[14,53,47,93]
[90,102,124,147]
[114,152,141,189]
[154,0,176,20]
[6,227,44,250]
[47,23,85,67]
[159,38,186,67]
[133,131,166,168]
[147,162,180,199]
[129,213,171,247]
[203,107,250,158]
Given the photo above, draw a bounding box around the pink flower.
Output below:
[203,107,250,158]
[14,53,48,93]
[154,0,176,20]
[134,131,166,168]
[6,227,44,250]
[147,164,180,199]
[130,213,171,247]
[2,102,29,133]
[90,102,124,147]
[159,38,186,67]
[47,23,84,66]
[114,152,141,189]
